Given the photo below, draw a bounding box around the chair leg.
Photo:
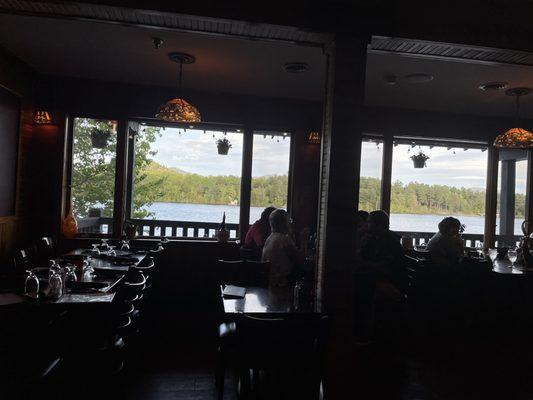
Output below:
[215,345,225,400]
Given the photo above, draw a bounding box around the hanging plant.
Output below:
[90,128,112,149]
[410,151,429,168]
[216,137,232,155]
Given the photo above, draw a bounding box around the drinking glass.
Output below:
[475,241,484,258]
[24,270,39,298]
[49,271,63,299]
[488,248,498,262]
[508,248,518,268]
[90,244,100,256]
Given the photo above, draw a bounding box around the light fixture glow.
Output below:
[34,110,52,125]
[156,52,201,123]
[494,88,533,149]
[308,131,321,144]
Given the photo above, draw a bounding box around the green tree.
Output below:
[71,119,164,219]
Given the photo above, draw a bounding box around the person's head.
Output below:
[269,209,289,234]
[438,217,462,236]
[260,207,276,223]
[356,210,369,224]
[368,210,390,232]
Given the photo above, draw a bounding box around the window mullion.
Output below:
[239,127,254,239]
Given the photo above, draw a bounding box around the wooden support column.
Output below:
[484,146,499,248]
[380,135,393,214]
[239,127,253,239]
[112,119,128,238]
[316,35,368,400]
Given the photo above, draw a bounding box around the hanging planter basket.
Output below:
[216,138,232,155]
[410,152,429,168]
[91,128,111,149]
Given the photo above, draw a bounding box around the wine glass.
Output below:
[24,270,39,298]
[120,239,130,251]
[508,248,518,268]
[475,241,484,258]
[90,244,100,256]
[100,239,109,251]
[64,266,77,292]
[83,259,94,274]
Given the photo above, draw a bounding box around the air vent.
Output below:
[479,82,509,91]
[283,62,310,73]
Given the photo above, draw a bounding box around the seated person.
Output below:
[245,206,276,249]
[359,210,406,297]
[262,209,300,288]
[426,217,464,267]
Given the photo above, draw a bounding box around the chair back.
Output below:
[240,246,262,261]
[217,259,270,287]
[13,248,32,272]
[237,314,328,369]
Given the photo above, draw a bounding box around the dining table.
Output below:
[221,284,323,317]
[492,257,533,275]
[1,248,148,307]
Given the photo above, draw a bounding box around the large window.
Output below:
[71,117,118,234]
[250,131,291,223]
[131,125,243,238]
[358,137,383,211]
[68,118,293,239]
[390,140,488,235]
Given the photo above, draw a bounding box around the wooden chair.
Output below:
[217,314,328,400]
[36,236,56,262]
[216,260,270,287]
[13,248,33,272]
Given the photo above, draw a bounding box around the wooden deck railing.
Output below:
[77,217,239,239]
[397,231,521,248]
[78,217,521,246]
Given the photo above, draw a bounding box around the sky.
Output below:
[145,127,526,193]
[145,127,290,177]
[361,141,527,194]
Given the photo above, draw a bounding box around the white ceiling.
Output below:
[2,13,533,119]
[366,52,533,118]
[0,13,326,101]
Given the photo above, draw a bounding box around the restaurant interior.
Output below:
[2,1,533,399]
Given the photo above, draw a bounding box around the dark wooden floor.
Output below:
[10,305,533,400]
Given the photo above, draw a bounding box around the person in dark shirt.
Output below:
[360,210,406,294]
[426,216,464,267]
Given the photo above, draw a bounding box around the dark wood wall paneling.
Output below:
[0,49,57,268]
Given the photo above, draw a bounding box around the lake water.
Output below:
[144,202,523,235]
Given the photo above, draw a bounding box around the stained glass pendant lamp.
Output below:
[156,52,201,123]
[494,87,533,148]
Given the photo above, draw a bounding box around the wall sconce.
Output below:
[34,110,52,125]
[308,131,321,144]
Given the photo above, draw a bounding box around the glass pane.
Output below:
[71,117,118,234]
[497,150,528,242]
[358,138,383,211]
[390,143,488,236]
[131,125,243,239]
[250,131,291,223]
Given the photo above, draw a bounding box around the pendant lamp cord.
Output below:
[516,93,521,126]
[178,61,183,91]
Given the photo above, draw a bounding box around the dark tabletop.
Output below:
[28,249,148,305]
[222,285,323,316]
[492,258,533,275]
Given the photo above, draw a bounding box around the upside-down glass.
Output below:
[64,266,77,292]
[49,271,63,299]
[83,259,94,274]
[100,239,109,251]
[24,270,39,298]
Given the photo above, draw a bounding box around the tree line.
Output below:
[359,177,526,217]
[138,162,288,210]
